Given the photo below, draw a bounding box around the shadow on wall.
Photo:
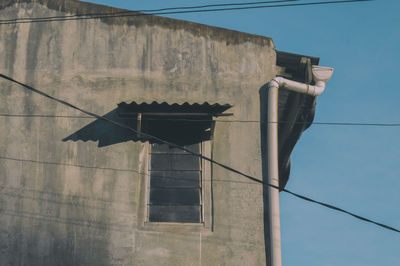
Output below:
[63,108,137,147]
[62,103,218,147]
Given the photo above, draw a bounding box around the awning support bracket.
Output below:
[137,113,142,138]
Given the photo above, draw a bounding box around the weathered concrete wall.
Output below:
[0,1,276,265]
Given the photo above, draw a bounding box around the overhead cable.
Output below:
[0,155,263,185]
[0,113,399,127]
[0,155,139,173]
[0,72,398,234]
[0,0,297,23]
[0,0,373,25]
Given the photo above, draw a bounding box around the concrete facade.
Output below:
[0,1,313,265]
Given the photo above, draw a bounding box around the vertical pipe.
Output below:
[267,84,282,266]
[265,66,333,265]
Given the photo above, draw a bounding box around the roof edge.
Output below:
[1,0,274,47]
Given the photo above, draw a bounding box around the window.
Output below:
[148,143,203,223]
[120,101,232,228]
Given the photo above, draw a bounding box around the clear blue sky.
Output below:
[85,1,400,265]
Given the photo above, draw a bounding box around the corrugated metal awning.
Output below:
[115,101,232,145]
[118,101,232,116]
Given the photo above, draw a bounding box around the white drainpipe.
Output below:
[266,65,334,266]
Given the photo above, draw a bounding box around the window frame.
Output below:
[138,141,213,232]
[146,142,203,224]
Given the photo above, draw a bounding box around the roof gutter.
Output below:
[266,65,334,266]
[270,65,334,96]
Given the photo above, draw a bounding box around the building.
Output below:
[0,0,319,265]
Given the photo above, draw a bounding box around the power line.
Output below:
[1,113,399,127]
[0,113,92,119]
[0,154,263,186]
[0,0,373,25]
[0,155,139,173]
[0,72,398,234]
[1,152,400,234]
[0,0,297,23]
[282,189,400,233]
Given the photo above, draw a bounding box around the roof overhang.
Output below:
[275,51,320,189]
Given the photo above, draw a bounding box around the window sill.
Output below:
[138,221,211,234]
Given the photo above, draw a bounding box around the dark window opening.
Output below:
[148,143,202,223]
